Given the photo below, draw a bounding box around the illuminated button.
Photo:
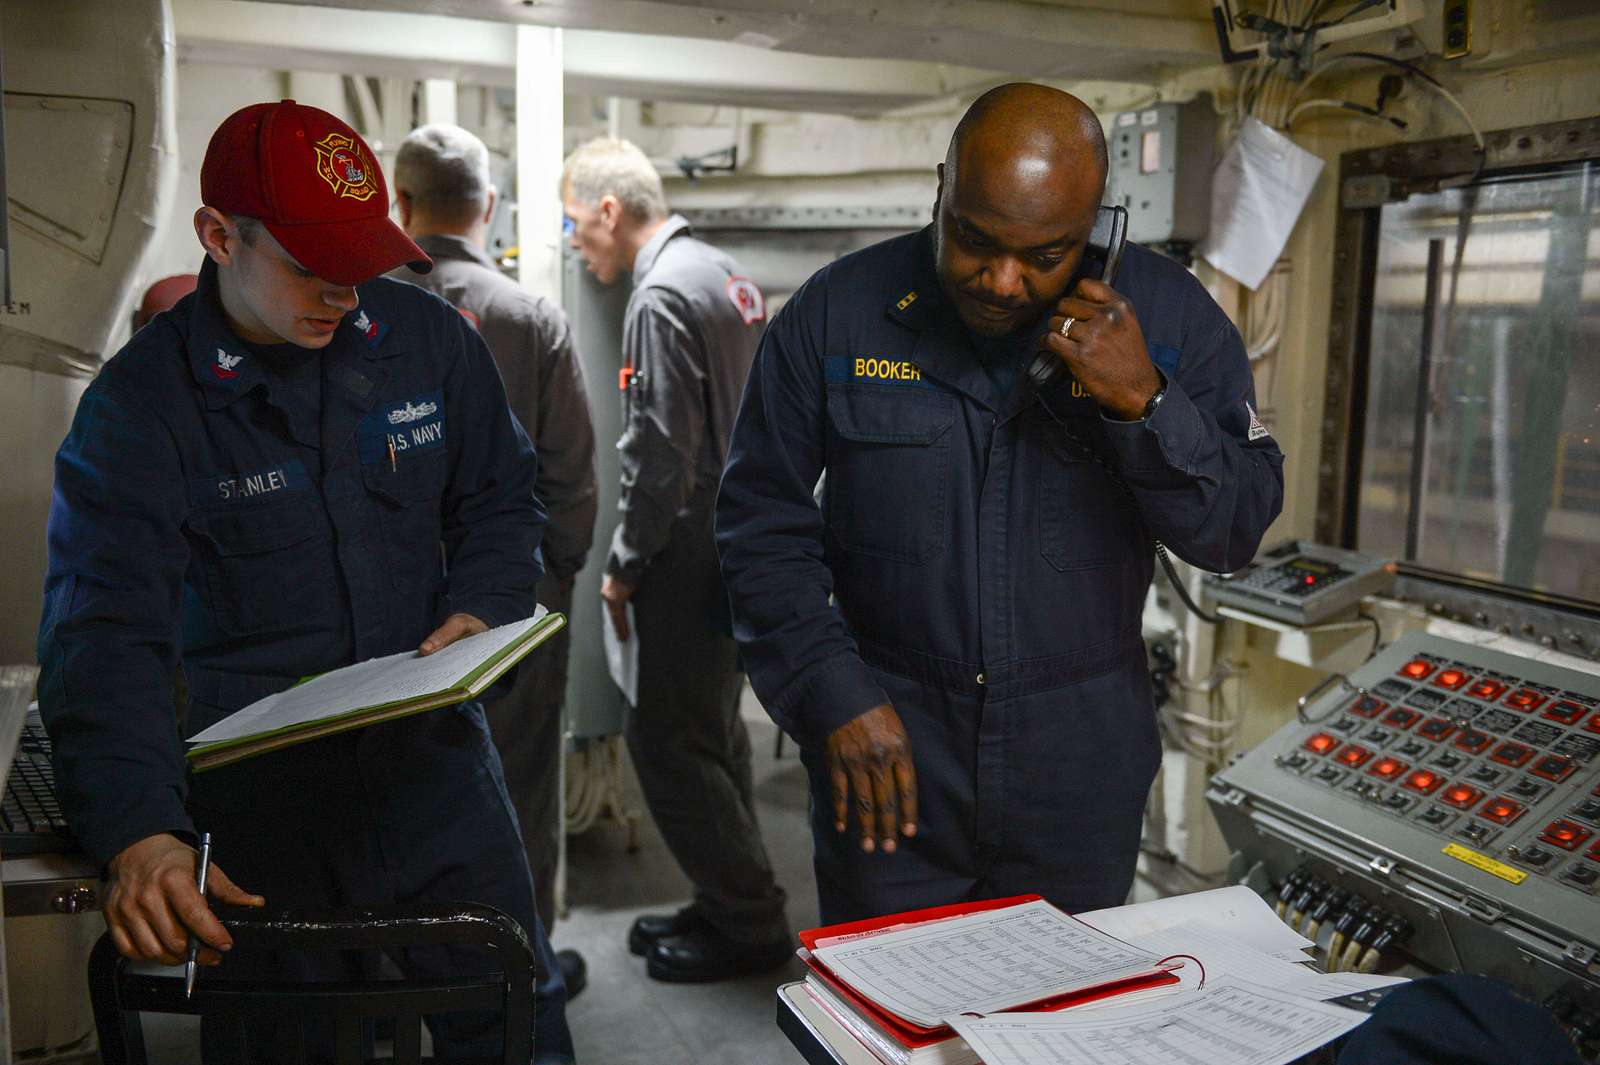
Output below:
[1382,707,1422,731]
[1400,660,1435,680]
[1350,696,1388,719]
[1432,669,1471,690]
[1453,730,1492,755]
[1543,700,1588,725]
[1490,743,1533,768]
[1417,718,1457,743]
[1538,819,1592,851]
[1402,769,1445,795]
[1304,732,1340,755]
[1530,755,1575,783]
[1442,784,1485,809]
[1336,745,1375,769]
[1304,574,1316,585]
[1504,689,1547,712]
[1478,797,1526,825]
[1368,757,1408,781]
[1468,679,1508,701]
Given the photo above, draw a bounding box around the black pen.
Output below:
[184,832,212,999]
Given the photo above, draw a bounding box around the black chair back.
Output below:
[88,903,534,1065]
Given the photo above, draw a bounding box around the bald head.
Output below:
[932,84,1110,338]
[945,83,1108,201]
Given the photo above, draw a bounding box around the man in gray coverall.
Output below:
[394,124,599,996]
[561,137,790,983]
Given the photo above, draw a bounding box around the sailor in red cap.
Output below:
[39,101,574,1062]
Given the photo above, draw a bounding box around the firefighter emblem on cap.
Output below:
[313,132,377,201]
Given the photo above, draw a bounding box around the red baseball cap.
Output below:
[200,100,431,286]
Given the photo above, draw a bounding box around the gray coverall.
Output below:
[609,215,788,945]
[396,234,598,930]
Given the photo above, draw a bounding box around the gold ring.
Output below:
[1059,316,1076,340]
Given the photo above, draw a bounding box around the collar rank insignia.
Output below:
[213,348,243,380]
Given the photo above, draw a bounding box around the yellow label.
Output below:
[1442,843,1528,884]
[896,291,918,311]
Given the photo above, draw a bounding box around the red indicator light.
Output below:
[1403,770,1444,795]
[1585,714,1600,736]
[1442,785,1484,809]
[1304,733,1339,755]
[1432,669,1470,690]
[1477,798,1525,825]
[1336,745,1374,768]
[1543,701,1587,725]
[1504,689,1546,712]
[1400,660,1434,680]
[1369,757,1408,781]
[1304,574,1316,585]
[1468,680,1508,700]
[1490,743,1533,768]
[1539,820,1592,851]
[1530,755,1574,783]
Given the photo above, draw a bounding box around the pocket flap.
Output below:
[189,503,320,557]
[361,453,446,507]
[827,388,954,446]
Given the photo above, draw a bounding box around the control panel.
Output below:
[1204,540,1395,626]
[1210,631,1600,999]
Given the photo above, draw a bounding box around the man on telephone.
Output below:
[716,83,1284,922]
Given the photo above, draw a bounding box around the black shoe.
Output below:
[556,948,587,1002]
[627,906,705,956]
[645,926,793,983]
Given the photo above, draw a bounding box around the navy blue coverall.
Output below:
[37,259,574,1062]
[717,229,1285,923]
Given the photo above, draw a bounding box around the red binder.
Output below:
[797,894,1184,1047]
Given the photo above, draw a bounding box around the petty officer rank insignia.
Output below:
[825,355,932,389]
[213,347,245,381]
[350,308,389,348]
[359,391,446,464]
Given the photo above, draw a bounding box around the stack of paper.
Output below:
[795,896,1191,1065]
[791,886,1406,1065]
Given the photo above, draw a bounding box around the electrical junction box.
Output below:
[1105,96,1217,247]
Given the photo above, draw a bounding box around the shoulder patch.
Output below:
[726,276,765,326]
[1246,401,1270,441]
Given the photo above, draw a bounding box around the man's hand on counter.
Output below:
[827,704,919,854]
[104,833,265,965]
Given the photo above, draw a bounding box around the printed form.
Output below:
[947,979,1369,1065]
[188,611,547,744]
[811,899,1163,1029]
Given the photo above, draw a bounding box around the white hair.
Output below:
[561,137,667,221]
[394,123,493,222]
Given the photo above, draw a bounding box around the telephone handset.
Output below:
[1024,204,1129,392]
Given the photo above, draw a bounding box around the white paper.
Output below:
[603,601,638,706]
[1078,885,1315,961]
[188,611,548,745]
[812,899,1163,1029]
[1199,117,1325,290]
[1123,922,1407,1001]
[947,979,1370,1065]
